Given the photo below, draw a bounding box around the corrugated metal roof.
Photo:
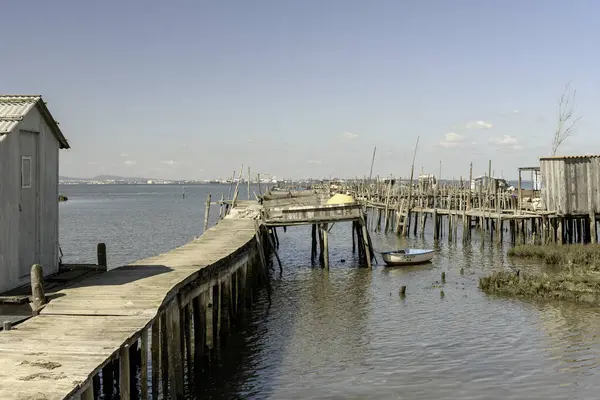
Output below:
[0,95,69,148]
[0,95,40,134]
[540,155,600,160]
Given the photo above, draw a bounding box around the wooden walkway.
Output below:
[0,214,258,400]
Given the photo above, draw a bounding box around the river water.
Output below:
[60,184,600,400]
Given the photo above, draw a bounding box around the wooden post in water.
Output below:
[311,224,317,262]
[318,224,324,265]
[97,243,107,269]
[30,264,46,314]
[160,314,169,398]
[359,217,372,268]
[182,305,193,390]
[204,193,212,232]
[119,345,131,400]
[166,301,184,400]
[140,329,149,400]
[102,358,114,399]
[151,322,160,400]
[322,223,329,270]
[351,221,356,252]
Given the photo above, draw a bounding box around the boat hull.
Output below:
[382,250,434,266]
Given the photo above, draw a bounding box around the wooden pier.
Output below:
[0,202,270,400]
[261,190,374,268]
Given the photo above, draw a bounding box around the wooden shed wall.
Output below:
[541,157,600,215]
[0,132,21,293]
[0,105,60,293]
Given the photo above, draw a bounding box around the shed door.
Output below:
[19,130,40,278]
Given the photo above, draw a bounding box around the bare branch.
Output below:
[551,83,581,155]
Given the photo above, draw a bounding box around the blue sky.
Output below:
[3,0,599,180]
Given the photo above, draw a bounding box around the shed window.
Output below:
[21,156,32,188]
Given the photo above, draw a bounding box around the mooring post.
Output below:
[97,242,107,269]
[204,193,212,232]
[30,264,46,314]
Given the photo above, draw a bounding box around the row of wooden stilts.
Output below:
[77,236,270,400]
[367,206,599,245]
[308,216,374,269]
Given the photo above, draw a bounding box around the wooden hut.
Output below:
[0,95,70,293]
[540,155,600,216]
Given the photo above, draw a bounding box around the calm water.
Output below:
[60,185,600,400]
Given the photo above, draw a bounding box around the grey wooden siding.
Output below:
[540,156,600,215]
[0,105,60,293]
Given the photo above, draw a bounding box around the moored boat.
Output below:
[381,249,434,266]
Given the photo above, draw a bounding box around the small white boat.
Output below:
[381,249,434,266]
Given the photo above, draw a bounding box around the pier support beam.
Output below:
[322,223,329,269]
[151,321,160,400]
[119,345,131,400]
[166,301,185,400]
[359,217,372,268]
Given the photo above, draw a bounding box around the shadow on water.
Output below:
[192,223,372,399]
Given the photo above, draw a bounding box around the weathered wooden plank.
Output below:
[0,207,259,400]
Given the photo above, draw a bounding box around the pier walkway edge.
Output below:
[0,201,262,400]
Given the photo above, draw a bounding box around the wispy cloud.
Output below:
[307,160,322,164]
[124,160,136,166]
[341,132,358,139]
[466,120,493,129]
[120,153,129,157]
[439,132,467,148]
[489,135,523,150]
[161,160,177,166]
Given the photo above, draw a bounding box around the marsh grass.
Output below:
[479,270,600,304]
[480,244,600,303]
[507,244,600,270]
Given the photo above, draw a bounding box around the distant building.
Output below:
[0,95,69,293]
[470,175,509,191]
[418,174,437,190]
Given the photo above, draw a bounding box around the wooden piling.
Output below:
[102,359,114,399]
[204,193,212,232]
[359,217,372,268]
[140,329,149,400]
[151,322,160,400]
[160,313,169,398]
[30,264,46,313]
[166,301,184,400]
[193,292,207,372]
[322,224,329,269]
[97,243,107,269]
[119,345,131,400]
[311,224,317,261]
